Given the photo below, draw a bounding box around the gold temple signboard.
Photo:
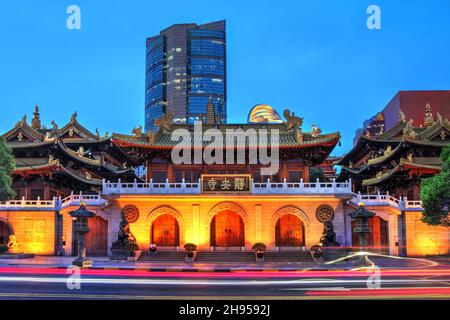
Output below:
[201,174,252,194]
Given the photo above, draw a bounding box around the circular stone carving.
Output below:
[122,205,139,223]
[315,205,334,223]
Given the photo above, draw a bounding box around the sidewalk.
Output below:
[0,255,447,272]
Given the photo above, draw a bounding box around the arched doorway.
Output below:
[151,214,180,246]
[0,221,12,245]
[275,214,305,247]
[352,216,389,253]
[210,210,244,247]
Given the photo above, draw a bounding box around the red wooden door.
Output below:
[211,210,244,247]
[275,214,304,246]
[151,215,179,246]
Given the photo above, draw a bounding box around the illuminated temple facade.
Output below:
[0,104,448,258]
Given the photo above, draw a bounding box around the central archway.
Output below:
[0,220,13,245]
[147,206,184,247]
[210,210,244,247]
[151,214,180,246]
[275,214,305,247]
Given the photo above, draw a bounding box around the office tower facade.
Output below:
[145,20,227,131]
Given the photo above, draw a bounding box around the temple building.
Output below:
[0,103,448,258]
[1,106,138,200]
[337,107,450,200]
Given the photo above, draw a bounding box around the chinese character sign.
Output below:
[201,175,251,193]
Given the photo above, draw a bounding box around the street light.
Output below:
[69,202,95,267]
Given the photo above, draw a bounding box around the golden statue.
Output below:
[283,109,303,130]
[7,235,21,254]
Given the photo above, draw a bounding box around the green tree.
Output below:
[420,144,450,227]
[310,167,325,182]
[0,136,15,201]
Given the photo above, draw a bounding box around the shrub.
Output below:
[125,242,139,252]
[184,243,197,253]
[252,243,267,252]
[0,244,8,254]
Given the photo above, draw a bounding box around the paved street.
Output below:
[0,255,448,300]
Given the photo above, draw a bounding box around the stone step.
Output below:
[139,251,186,262]
[195,252,255,263]
[264,252,313,262]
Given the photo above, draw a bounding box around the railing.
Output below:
[60,192,106,208]
[102,179,201,195]
[252,179,352,194]
[101,178,353,195]
[349,192,424,211]
[0,193,106,210]
[0,197,56,209]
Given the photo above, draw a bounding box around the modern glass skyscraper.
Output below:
[145,20,227,131]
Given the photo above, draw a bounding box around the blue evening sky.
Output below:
[0,0,449,155]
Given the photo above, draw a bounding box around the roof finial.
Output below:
[71,111,78,123]
[424,102,433,127]
[205,95,216,125]
[31,104,41,130]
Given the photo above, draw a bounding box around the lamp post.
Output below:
[349,202,375,265]
[69,202,95,267]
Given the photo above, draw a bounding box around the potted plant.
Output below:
[0,244,8,254]
[126,242,141,261]
[184,243,197,262]
[252,243,266,262]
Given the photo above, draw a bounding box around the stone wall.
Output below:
[404,211,449,256]
[0,210,57,255]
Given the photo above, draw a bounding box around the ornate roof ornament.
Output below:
[70,111,78,123]
[85,171,92,180]
[436,112,444,125]
[68,128,74,137]
[311,124,322,138]
[407,153,413,162]
[384,145,392,156]
[424,102,434,127]
[17,132,23,142]
[440,129,447,141]
[403,119,418,139]
[283,109,303,130]
[132,125,142,137]
[148,131,155,144]
[154,112,174,132]
[51,120,59,134]
[399,110,407,123]
[77,146,84,157]
[20,114,27,127]
[31,105,41,130]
